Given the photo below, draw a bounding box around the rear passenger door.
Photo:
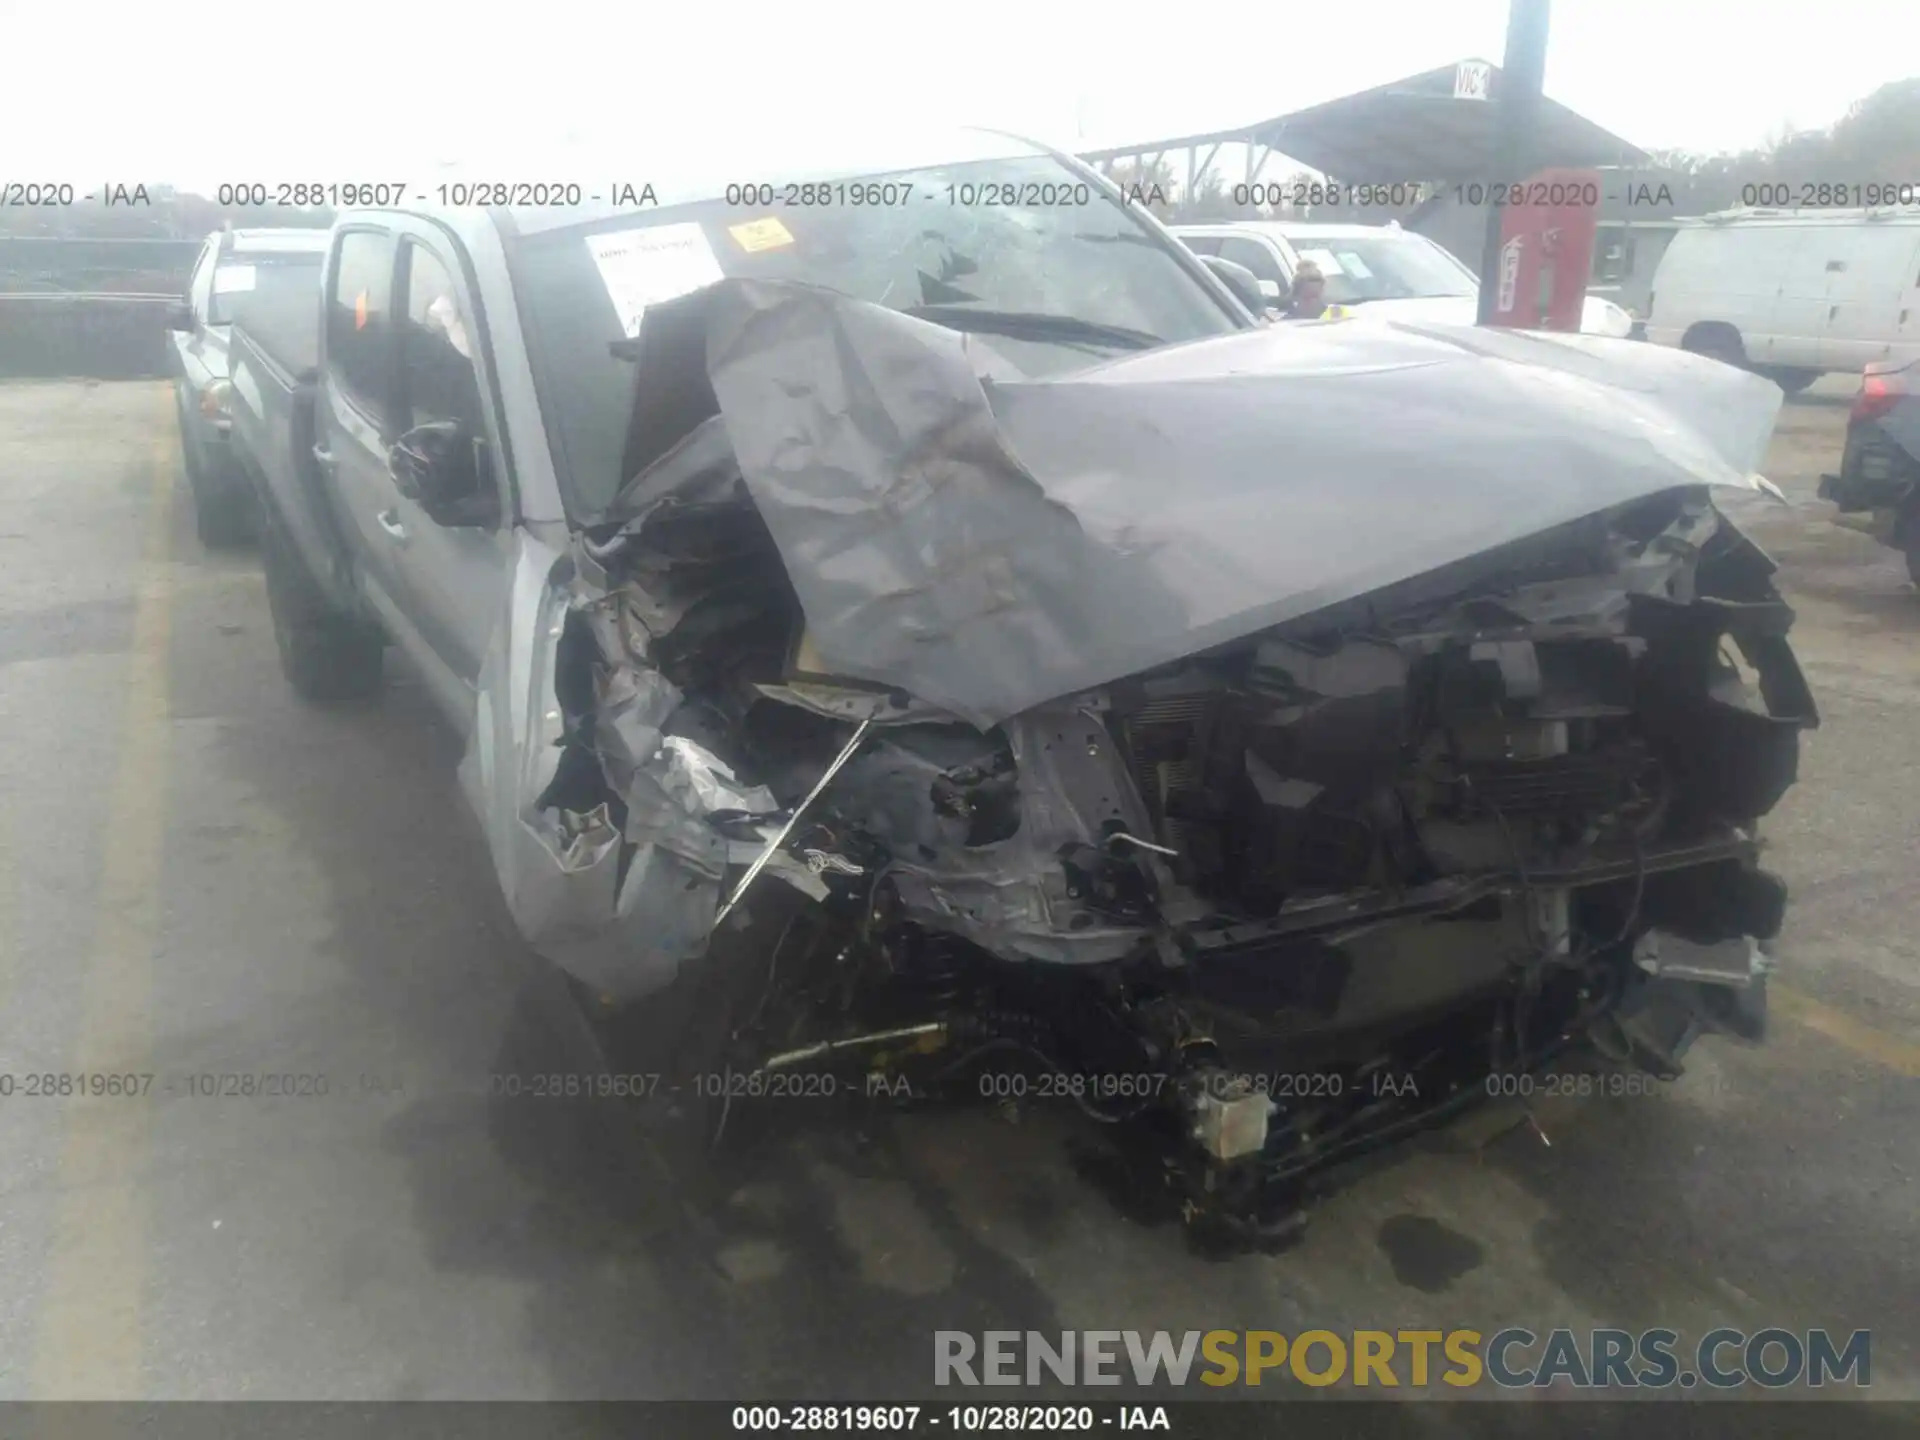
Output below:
[1762,227,1828,367]
[1819,226,1917,370]
[317,227,419,659]
[1896,235,1920,365]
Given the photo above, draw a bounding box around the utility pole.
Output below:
[1476,0,1552,324]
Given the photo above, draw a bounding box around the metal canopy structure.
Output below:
[1077,58,1647,192]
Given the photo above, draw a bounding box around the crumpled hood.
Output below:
[615,278,1783,729]
[1338,293,1634,337]
[1336,295,1479,325]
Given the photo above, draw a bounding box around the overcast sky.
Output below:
[3,0,1914,189]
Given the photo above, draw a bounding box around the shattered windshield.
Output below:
[511,153,1243,517]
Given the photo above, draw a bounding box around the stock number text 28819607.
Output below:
[1742,181,1918,207]
[1233,180,1431,208]
[216,182,410,208]
[723,181,917,208]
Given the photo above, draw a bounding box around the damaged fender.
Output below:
[457,529,754,1002]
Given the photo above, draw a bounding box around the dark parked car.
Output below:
[1820,358,1920,582]
[165,228,329,546]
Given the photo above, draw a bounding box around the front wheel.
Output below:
[1683,327,1747,370]
[571,885,818,1175]
[260,507,384,703]
[192,478,252,549]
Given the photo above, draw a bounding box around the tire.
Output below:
[1894,502,1920,588]
[176,387,252,549]
[1682,326,1747,370]
[574,885,816,1175]
[259,506,384,703]
[193,478,252,550]
[175,386,210,487]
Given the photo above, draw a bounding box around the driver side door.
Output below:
[317,226,423,667]
[380,223,518,726]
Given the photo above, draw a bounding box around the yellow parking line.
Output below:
[30,395,176,1398]
[1773,983,1920,1079]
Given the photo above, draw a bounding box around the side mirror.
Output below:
[388,420,499,528]
[1199,255,1267,317]
[1257,279,1284,305]
[164,301,195,332]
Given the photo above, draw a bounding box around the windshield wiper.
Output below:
[901,305,1165,351]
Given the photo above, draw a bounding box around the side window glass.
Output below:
[398,243,485,437]
[1220,237,1286,284]
[327,231,398,424]
[1182,235,1222,257]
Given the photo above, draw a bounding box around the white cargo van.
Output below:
[1642,208,1920,391]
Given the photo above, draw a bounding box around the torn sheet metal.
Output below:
[823,706,1177,965]
[657,736,778,817]
[458,529,725,1003]
[612,278,1785,729]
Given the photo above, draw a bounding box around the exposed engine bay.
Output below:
[463,279,1816,1246]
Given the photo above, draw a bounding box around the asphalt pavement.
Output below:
[0,377,1914,1403]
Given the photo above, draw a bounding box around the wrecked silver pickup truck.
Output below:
[236,130,1816,1246]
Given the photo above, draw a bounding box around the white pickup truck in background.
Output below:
[1172,220,1637,337]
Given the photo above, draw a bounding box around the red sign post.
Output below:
[1486,167,1600,332]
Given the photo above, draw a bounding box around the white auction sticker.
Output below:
[587,223,726,338]
[213,264,257,294]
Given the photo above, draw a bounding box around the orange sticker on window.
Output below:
[355,291,368,330]
[728,217,795,253]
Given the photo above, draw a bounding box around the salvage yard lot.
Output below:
[0,376,1914,1401]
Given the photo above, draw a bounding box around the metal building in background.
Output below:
[1077,57,1645,193]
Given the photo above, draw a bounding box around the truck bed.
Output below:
[229,284,320,380]
[227,320,359,614]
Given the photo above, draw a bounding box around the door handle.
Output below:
[376,508,410,544]
[312,444,337,472]
[1829,305,1841,321]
